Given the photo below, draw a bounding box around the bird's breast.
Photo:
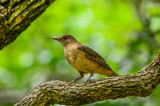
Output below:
[64,47,103,73]
[64,47,81,65]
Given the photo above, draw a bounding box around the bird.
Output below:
[51,35,119,85]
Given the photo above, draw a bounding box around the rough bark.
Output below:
[15,51,160,106]
[0,0,55,50]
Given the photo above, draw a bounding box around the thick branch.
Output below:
[0,0,55,50]
[15,51,160,106]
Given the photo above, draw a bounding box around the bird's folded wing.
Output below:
[77,45,113,71]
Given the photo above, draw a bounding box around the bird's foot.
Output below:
[68,80,75,85]
[84,80,89,85]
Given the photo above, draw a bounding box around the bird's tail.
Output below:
[111,70,119,76]
[106,69,119,77]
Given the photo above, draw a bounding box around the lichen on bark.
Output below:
[0,0,55,50]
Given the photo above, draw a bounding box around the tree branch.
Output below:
[0,0,55,50]
[15,51,160,106]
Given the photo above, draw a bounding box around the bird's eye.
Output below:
[63,36,67,40]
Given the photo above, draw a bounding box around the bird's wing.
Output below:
[77,44,113,72]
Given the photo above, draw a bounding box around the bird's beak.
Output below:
[51,37,60,41]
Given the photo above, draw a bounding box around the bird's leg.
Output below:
[69,71,84,85]
[84,73,93,85]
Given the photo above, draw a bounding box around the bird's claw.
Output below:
[84,81,89,85]
[68,80,75,85]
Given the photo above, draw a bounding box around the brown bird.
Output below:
[51,35,119,84]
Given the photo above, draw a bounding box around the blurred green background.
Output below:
[0,0,160,105]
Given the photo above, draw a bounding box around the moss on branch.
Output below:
[0,0,55,50]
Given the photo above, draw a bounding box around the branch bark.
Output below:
[0,0,55,50]
[15,51,160,106]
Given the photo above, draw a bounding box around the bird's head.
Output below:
[51,35,78,47]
